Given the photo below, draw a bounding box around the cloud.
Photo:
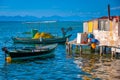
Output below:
[111,6,120,10]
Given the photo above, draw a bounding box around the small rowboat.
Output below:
[2,44,57,61]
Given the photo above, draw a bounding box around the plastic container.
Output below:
[77,33,82,44]
[91,38,97,43]
[87,33,94,38]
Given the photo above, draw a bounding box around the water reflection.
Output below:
[73,53,120,80]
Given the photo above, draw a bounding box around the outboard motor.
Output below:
[61,27,72,37]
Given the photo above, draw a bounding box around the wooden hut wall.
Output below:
[117,17,120,36]
[93,16,120,46]
[93,20,98,30]
[104,20,110,31]
[98,19,104,30]
[93,30,117,46]
[118,22,120,36]
[98,19,110,31]
[109,21,113,31]
[112,18,117,31]
[83,22,88,33]
[88,21,93,33]
[93,22,119,46]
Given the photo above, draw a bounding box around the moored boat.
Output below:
[12,34,72,44]
[2,44,57,61]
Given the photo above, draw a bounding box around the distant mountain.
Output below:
[0,15,92,21]
[40,15,62,21]
[0,16,40,21]
[40,15,84,21]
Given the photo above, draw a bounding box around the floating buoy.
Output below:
[6,57,12,63]
[91,43,96,49]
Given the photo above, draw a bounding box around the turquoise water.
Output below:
[0,21,89,80]
[0,21,120,80]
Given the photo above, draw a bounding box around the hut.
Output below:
[83,16,120,46]
[66,16,120,58]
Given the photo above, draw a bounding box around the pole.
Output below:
[108,4,110,20]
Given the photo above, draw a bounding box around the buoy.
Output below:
[91,43,96,49]
[6,57,12,63]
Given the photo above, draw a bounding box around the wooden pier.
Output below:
[66,39,120,59]
[66,39,88,56]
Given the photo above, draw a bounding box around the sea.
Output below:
[0,21,120,80]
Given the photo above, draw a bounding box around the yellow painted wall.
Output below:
[88,21,93,33]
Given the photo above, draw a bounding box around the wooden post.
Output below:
[70,44,72,54]
[66,38,69,53]
[111,51,114,59]
[68,43,70,55]
[111,47,116,59]
[100,46,103,56]
[114,47,116,58]
[104,46,107,54]
[66,38,69,43]
[79,45,82,56]
[66,43,68,52]
[67,44,72,56]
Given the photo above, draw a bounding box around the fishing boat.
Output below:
[12,21,72,44]
[12,34,72,44]
[2,44,57,61]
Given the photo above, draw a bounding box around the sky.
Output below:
[0,0,120,19]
